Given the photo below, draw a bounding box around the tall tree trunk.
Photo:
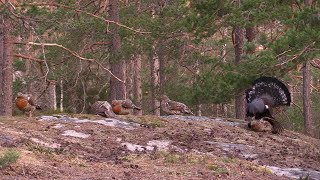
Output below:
[60,79,64,112]
[234,26,245,119]
[132,0,142,115]
[109,0,126,100]
[150,43,160,116]
[303,62,313,136]
[303,0,313,136]
[0,14,13,116]
[126,57,134,100]
[150,3,161,116]
[134,55,142,115]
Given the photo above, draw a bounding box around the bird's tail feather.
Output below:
[264,117,284,134]
[247,76,291,107]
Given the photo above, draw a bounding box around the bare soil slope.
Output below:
[0,114,319,179]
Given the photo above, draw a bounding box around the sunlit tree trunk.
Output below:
[127,57,134,100]
[60,79,64,112]
[150,43,160,116]
[134,55,142,115]
[150,4,160,116]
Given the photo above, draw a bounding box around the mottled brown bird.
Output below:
[160,95,194,115]
[15,92,41,117]
[90,101,115,118]
[112,99,141,115]
[248,120,272,132]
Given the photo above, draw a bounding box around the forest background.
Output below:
[0,0,319,137]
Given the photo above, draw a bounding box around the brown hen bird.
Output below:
[15,92,41,117]
[160,95,194,115]
[90,101,115,118]
[112,99,141,115]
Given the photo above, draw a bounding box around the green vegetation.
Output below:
[207,164,229,175]
[0,150,20,169]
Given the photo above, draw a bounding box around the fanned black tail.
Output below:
[246,76,291,107]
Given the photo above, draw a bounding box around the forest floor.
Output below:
[0,114,320,180]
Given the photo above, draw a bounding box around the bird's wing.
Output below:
[167,101,184,110]
[26,94,37,106]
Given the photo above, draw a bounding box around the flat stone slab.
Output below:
[121,140,171,152]
[38,115,138,130]
[62,130,90,139]
[162,115,240,126]
[267,166,320,180]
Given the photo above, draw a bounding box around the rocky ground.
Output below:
[0,114,319,179]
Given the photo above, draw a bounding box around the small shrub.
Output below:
[0,150,20,169]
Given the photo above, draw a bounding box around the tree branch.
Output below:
[14,41,125,84]
[14,2,151,34]
[14,53,44,62]
[15,41,95,61]
[94,60,126,84]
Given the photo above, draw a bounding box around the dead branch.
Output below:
[274,42,315,67]
[94,60,126,84]
[15,41,95,61]
[276,49,292,58]
[311,59,320,69]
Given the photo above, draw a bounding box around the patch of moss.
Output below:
[28,144,63,155]
[220,157,238,164]
[123,115,166,128]
[245,163,272,174]
[207,164,229,175]
[165,154,181,164]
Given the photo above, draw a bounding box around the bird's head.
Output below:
[16,92,25,98]
[161,95,169,101]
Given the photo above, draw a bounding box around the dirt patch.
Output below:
[0,115,318,179]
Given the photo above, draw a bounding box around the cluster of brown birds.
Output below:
[90,99,142,118]
[90,95,194,118]
[15,91,193,118]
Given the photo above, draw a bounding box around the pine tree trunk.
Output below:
[126,57,134,100]
[151,43,160,116]
[303,0,313,136]
[234,26,245,119]
[109,0,126,100]
[134,55,142,115]
[0,15,13,116]
[303,62,313,136]
[60,79,64,112]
